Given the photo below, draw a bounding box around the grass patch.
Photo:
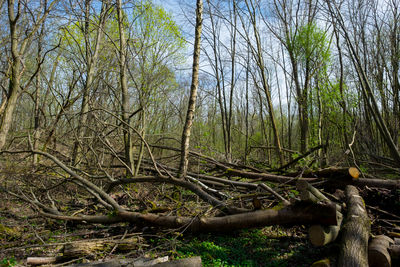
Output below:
[175,228,335,267]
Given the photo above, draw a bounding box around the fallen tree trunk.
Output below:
[368,235,394,267]
[390,238,400,261]
[338,185,371,267]
[223,166,400,189]
[39,201,338,233]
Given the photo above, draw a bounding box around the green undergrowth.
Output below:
[173,227,336,267]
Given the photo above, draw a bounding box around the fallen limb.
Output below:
[106,176,250,214]
[278,144,325,170]
[38,201,338,233]
[27,257,61,266]
[338,185,371,267]
[217,164,317,184]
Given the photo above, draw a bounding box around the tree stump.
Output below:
[338,185,370,267]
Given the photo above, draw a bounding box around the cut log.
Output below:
[338,185,371,267]
[296,180,342,211]
[150,256,202,267]
[390,238,400,260]
[64,256,201,267]
[27,257,60,266]
[368,235,394,267]
[309,212,343,246]
[390,245,400,260]
[349,167,360,179]
[62,237,140,259]
[296,181,343,246]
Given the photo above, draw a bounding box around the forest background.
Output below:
[0,0,400,265]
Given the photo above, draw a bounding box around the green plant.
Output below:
[1,257,17,267]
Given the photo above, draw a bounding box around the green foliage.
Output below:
[133,1,185,49]
[175,229,324,266]
[0,258,17,267]
[292,23,331,71]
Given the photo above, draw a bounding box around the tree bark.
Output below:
[338,185,371,267]
[39,201,338,233]
[71,0,108,165]
[179,0,203,178]
[368,235,394,267]
[117,0,134,176]
[0,0,58,150]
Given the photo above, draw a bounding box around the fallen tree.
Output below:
[368,235,394,267]
[338,185,371,267]
[0,149,338,233]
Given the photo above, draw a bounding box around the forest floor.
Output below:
[0,183,339,267]
[0,198,337,267]
[0,159,399,266]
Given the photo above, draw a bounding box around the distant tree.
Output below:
[0,0,59,150]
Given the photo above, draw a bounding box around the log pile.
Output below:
[296,180,343,246]
[295,179,399,266]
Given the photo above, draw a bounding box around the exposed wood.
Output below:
[219,164,317,184]
[62,237,140,259]
[338,185,371,267]
[349,167,360,179]
[296,180,343,246]
[220,164,400,189]
[150,256,202,267]
[368,235,394,267]
[296,180,342,211]
[27,257,60,266]
[309,212,343,247]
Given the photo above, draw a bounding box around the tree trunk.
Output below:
[71,0,108,165]
[245,0,284,166]
[117,0,134,176]
[338,185,370,267]
[368,235,394,267]
[179,0,203,178]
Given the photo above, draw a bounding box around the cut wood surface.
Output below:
[349,167,360,179]
[309,212,343,247]
[338,185,371,267]
[368,235,394,267]
[296,180,343,246]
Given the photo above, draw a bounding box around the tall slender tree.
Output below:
[179,0,203,178]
